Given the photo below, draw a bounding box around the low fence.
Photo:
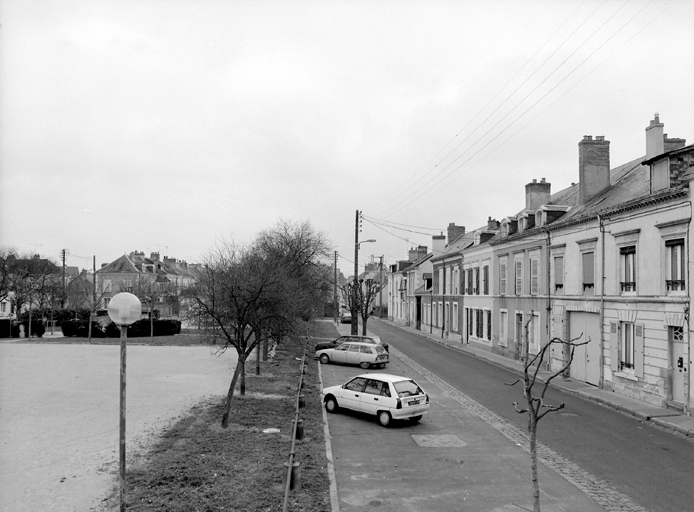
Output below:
[281,338,309,511]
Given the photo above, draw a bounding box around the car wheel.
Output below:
[359,362,370,369]
[409,415,422,423]
[319,354,330,364]
[325,396,339,413]
[377,411,392,427]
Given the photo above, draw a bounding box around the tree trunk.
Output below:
[88,311,93,344]
[529,412,541,511]
[220,362,242,428]
[362,316,368,335]
[256,338,261,375]
[150,312,154,343]
[239,355,246,395]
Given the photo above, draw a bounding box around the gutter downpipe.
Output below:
[598,214,607,389]
[545,228,552,370]
[685,202,692,415]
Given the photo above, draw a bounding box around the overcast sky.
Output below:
[1,0,692,278]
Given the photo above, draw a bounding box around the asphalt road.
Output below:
[368,320,694,512]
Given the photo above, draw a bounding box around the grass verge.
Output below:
[91,321,338,511]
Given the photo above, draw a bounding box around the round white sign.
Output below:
[107,292,142,326]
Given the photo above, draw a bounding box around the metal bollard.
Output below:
[293,418,304,440]
[282,461,302,491]
[298,394,305,408]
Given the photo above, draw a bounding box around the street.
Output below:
[367,319,694,512]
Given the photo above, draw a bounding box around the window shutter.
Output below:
[554,256,563,285]
[483,265,489,295]
[610,322,619,373]
[500,263,507,295]
[582,252,594,285]
[530,259,539,295]
[486,310,491,340]
[515,260,523,295]
[634,324,645,379]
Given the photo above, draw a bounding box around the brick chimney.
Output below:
[432,234,446,255]
[408,245,429,262]
[664,134,686,153]
[578,135,610,204]
[525,178,551,210]
[646,114,664,160]
[150,252,160,261]
[447,223,466,243]
[487,217,499,230]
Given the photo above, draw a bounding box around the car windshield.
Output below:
[374,346,386,354]
[393,380,424,397]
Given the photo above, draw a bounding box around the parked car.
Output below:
[340,312,352,324]
[317,342,389,369]
[314,334,388,353]
[322,373,430,427]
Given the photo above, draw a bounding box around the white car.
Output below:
[322,373,430,427]
[317,342,389,369]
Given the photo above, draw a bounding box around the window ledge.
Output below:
[614,371,638,382]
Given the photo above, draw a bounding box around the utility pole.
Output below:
[353,210,359,335]
[333,251,338,325]
[378,256,384,318]
[61,249,67,308]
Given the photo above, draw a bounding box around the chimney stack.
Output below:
[525,178,551,210]
[432,233,446,255]
[447,223,466,243]
[487,217,499,230]
[646,113,664,160]
[578,135,610,204]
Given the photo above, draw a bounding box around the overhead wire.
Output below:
[373,0,599,217]
[380,0,648,218]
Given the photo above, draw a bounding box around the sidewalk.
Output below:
[375,318,694,437]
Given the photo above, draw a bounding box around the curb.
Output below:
[317,361,340,512]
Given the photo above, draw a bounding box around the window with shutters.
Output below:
[483,265,489,295]
[530,258,539,295]
[620,246,636,293]
[515,260,523,295]
[666,238,685,292]
[474,267,480,295]
[466,269,473,295]
[554,256,564,292]
[467,308,473,337]
[582,252,595,293]
[499,261,507,295]
[453,267,460,294]
[621,322,635,371]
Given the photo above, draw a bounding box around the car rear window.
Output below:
[393,380,424,397]
[374,346,386,354]
[359,346,373,354]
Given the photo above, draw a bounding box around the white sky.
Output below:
[1,0,692,278]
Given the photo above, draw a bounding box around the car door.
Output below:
[331,343,350,364]
[345,344,362,365]
[359,378,388,414]
[339,376,367,412]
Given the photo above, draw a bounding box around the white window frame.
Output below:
[499,257,507,295]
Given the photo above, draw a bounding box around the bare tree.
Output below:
[505,312,589,512]
[186,221,331,428]
[340,278,380,335]
[66,273,110,342]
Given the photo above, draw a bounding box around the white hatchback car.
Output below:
[322,373,429,427]
[317,342,389,369]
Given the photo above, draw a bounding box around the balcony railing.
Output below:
[666,279,685,291]
[620,281,636,292]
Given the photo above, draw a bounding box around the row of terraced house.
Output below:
[388,115,694,414]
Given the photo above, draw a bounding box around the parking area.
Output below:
[319,348,605,512]
[0,342,235,512]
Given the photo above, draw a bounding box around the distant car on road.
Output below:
[322,373,430,427]
[314,334,388,353]
[317,342,389,369]
[340,312,352,324]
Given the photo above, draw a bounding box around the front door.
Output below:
[331,344,350,364]
[340,377,367,411]
[569,312,601,386]
[671,326,686,404]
